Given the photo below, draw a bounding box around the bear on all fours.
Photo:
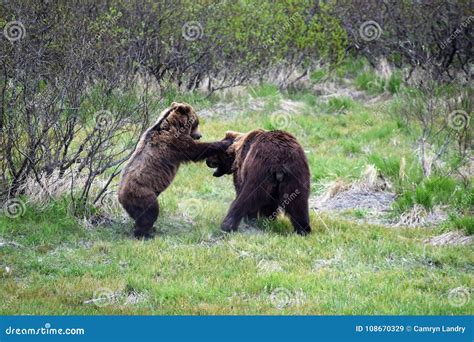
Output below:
[206,129,312,235]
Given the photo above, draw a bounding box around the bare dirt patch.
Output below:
[425,231,473,246]
[0,239,24,249]
[313,80,367,102]
[310,165,450,228]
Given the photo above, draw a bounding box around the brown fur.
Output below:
[206,129,311,235]
[118,102,231,238]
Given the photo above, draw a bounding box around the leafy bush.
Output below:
[388,81,472,178]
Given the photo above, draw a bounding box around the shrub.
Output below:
[355,72,385,94]
[387,72,402,94]
[326,97,353,113]
[448,215,474,235]
[310,69,327,83]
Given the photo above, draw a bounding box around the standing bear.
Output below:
[118,102,231,239]
[206,129,312,235]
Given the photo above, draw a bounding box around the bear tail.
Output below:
[274,170,285,183]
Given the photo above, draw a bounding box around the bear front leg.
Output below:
[221,182,263,232]
[221,193,252,232]
[221,200,245,233]
[177,138,231,162]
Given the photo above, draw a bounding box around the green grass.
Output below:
[392,176,473,215]
[355,72,385,94]
[387,72,403,94]
[447,215,474,235]
[309,69,328,84]
[334,57,366,79]
[1,205,472,314]
[1,78,472,315]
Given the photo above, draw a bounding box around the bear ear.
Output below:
[172,102,191,115]
[225,131,242,140]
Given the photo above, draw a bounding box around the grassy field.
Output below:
[1,64,472,315]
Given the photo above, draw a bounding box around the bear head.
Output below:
[162,102,202,140]
[205,131,243,177]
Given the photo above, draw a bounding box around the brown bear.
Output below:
[118,102,231,239]
[206,129,311,235]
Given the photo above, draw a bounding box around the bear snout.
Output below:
[213,169,225,177]
[191,132,202,140]
[190,127,202,140]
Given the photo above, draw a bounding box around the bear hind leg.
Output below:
[284,198,311,235]
[133,199,159,239]
[278,183,311,235]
